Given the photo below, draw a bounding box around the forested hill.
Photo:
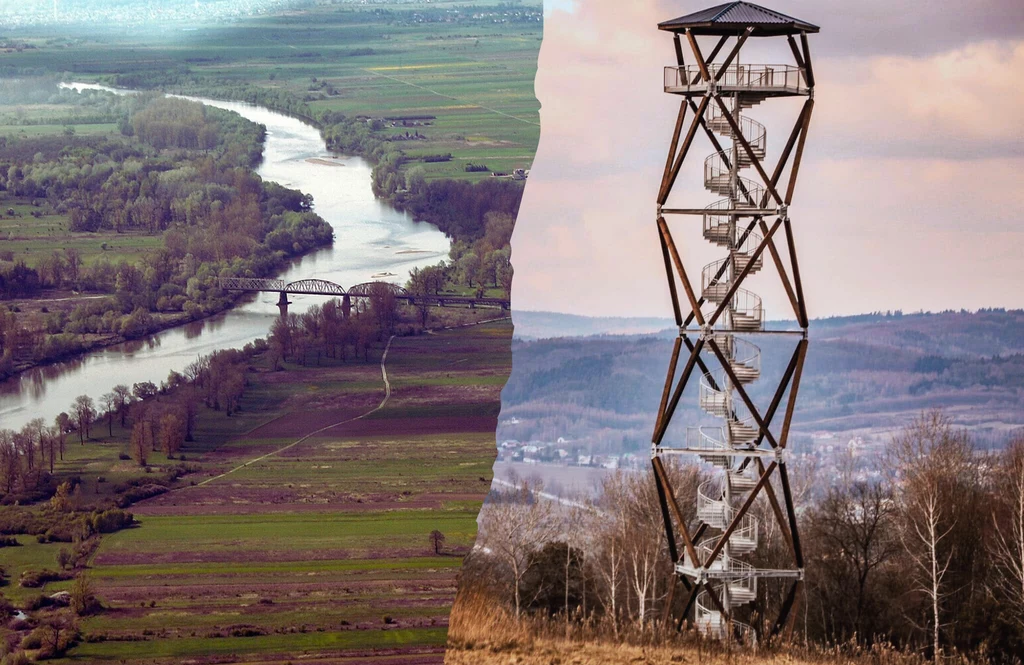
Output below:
[499,309,1024,452]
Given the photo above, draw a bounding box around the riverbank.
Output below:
[0,125,333,386]
[2,289,251,382]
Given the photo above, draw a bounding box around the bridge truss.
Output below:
[218,277,509,311]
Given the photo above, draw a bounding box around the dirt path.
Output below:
[192,335,397,488]
[424,315,511,335]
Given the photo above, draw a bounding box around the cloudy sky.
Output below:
[513,0,1024,319]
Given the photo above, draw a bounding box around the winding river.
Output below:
[0,85,450,431]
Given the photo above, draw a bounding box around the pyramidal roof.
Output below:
[659,2,819,36]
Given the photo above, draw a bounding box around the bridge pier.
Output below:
[342,294,351,319]
[277,291,291,317]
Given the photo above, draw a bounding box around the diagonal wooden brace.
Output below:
[653,337,704,445]
[686,29,710,81]
[706,338,781,449]
[705,217,782,329]
[771,578,801,640]
[653,457,680,565]
[658,217,705,326]
[659,96,710,204]
[714,28,752,81]
[656,338,683,435]
[659,223,684,326]
[778,462,805,568]
[653,456,701,569]
[703,461,778,568]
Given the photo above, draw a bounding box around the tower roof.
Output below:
[659,2,819,37]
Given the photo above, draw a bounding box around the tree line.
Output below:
[0,341,260,507]
[465,412,1024,662]
[320,111,525,247]
[266,286,414,368]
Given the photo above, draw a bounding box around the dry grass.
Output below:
[444,588,979,665]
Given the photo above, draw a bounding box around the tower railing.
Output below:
[707,105,767,154]
[699,371,731,417]
[664,64,808,94]
[726,288,764,332]
[704,152,765,200]
[685,426,728,451]
[695,591,753,640]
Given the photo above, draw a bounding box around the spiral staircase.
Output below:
[680,94,772,641]
[652,2,818,644]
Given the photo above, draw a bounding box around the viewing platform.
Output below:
[664,64,809,96]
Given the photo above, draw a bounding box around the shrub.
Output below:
[19,568,72,589]
[2,651,31,665]
[114,484,167,508]
[88,509,134,534]
[229,625,266,637]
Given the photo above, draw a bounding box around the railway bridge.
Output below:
[218,277,509,316]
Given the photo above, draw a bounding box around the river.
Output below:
[0,84,450,431]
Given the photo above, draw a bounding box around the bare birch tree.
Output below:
[479,477,557,619]
[889,412,976,662]
[991,438,1024,629]
[901,486,955,663]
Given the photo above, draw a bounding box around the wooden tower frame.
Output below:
[649,2,819,642]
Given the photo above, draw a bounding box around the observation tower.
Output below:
[648,1,818,642]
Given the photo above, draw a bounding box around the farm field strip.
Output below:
[67,321,511,662]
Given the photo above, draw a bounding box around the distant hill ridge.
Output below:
[502,309,1024,450]
[512,308,1024,355]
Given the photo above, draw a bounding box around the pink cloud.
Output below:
[513,1,1024,317]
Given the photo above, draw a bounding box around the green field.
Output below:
[0,200,164,268]
[1,320,511,663]
[3,0,543,180]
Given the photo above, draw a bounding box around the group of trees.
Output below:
[403,209,514,310]
[0,77,134,128]
[128,97,227,152]
[467,413,1024,661]
[0,343,258,504]
[444,210,514,292]
[803,413,1023,658]
[266,291,402,368]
